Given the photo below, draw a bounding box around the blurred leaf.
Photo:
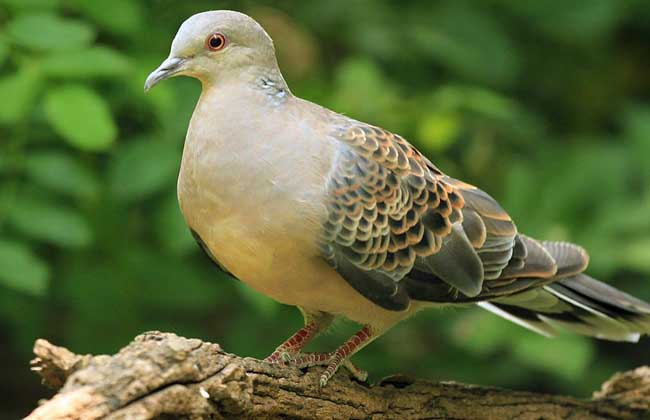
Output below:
[547,144,627,224]
[624,105,650,145]
[350,21,402,60]
[622,105,650,180]
[413,2,519,86]
[117,246,223,310]
[417,111,460,152]
[155,191,195,255]
[0,239,49,296]
[41,46,131,79]
[512,334,594,381]
[8,196,93,248]
[43,85,117,151]
[452,309,515,356]
[24,150,99,199]
[1,0,59,10]
[331,57,399,124]
[235,281,279,315]
[0,38,8,66]
[7,13,95,52]
[502,162,546,232]
[109,139,179,202]
[75,0,144,36]
[57,258,141,352]
[501,0,625,43]
[431,85,520,121]
[617,239,650,274]
[251,6,319,80]
[0,67,41,124]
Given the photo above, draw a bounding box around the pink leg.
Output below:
[264,321,321,363]
[264,313,334,364]
[283,325,375,386]
[320,325,373,386]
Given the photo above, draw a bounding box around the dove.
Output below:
[145,10,650,387]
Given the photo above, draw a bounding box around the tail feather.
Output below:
[481,274,650,342]
[477,301,556,337]
[550,275,650,332]
[558,276,650,320]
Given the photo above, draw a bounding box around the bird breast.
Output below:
[176,87,339,304]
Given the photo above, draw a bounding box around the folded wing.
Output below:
[320,121,563,309]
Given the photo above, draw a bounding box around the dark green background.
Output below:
[1,0,650,417]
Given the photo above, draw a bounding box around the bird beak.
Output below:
[144,56,186,91]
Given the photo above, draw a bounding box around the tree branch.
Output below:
[26,331,650,419]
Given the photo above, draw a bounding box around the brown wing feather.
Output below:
[321,122,472,308]
[445,177,519,280]
[499,235,557,279]
[541,241,589,277]
[320,120,588,309]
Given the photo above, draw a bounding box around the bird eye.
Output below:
[206,33,226,51]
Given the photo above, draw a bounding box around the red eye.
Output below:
[206,33,226,51]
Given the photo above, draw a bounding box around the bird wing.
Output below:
[320,121,558,310]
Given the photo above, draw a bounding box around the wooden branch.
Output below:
[26,331,650,420]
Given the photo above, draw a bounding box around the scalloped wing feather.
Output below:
[320,121,589,310]
[321,123,473,308]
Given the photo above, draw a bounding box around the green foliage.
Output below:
[7,195,92,248]
[414,2,520,86]
[24,151,99,199]
[108,139,179,202]
[0,1,649,417]
[0,66,41,123]
[43,85,117,150]
[0,239,49,296]
[41,46,131,79]
[75,0,144,35]
[7,13,94,51]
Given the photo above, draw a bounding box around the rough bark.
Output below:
[26,331,650,420]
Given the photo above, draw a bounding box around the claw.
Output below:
[280,351,294,363]
[319,374,329,387]
[269,324,375,387]
[319,358,366,387]
[343,360,368,382]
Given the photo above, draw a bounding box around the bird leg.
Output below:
[319,325,374,386]
[264,322,320,363]
[264,313,333,363]
[281,325,375,387]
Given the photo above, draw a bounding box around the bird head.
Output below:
[144,10,278,91]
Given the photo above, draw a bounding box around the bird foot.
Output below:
[263,350,294,364]
[342,359,369,382]
[265,325,373,387]
[279,351,368,386]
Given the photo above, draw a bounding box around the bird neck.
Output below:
[251,66,292,105]
[200,64,291,106]
[257,74,289,101]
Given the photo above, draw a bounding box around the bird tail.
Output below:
[478,242,650,342]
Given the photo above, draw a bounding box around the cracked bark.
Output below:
[26,331,650,420]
